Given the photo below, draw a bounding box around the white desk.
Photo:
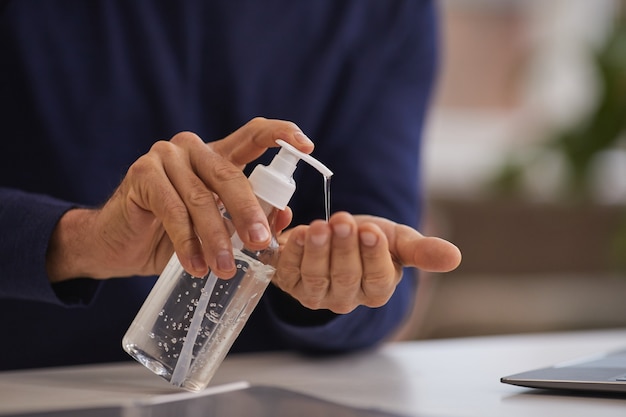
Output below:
[1,329,626,416]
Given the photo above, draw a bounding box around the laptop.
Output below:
[501,348,626,393]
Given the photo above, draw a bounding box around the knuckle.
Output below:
[162,198,189,221]
[126,154,156,179]
[362,274,395,308]
[210,161,245,184]
[247,116,268,128]
[223,199,263,227]
[363,270,391,287]
[276,265,301,285]
[331,270,359,288]
[283,120,299,131]
[364,293,392,309]
[298,296,323,311]
[149,139,176,155]
[176,235,200,253]
[205,236,232,257]
[170,131,200,145]
[330,302,356,315]
[275,120,300,139]
[186,184,216,209]
[301,274,329,293]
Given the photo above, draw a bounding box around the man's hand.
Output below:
[274,212,462,314]
[46,118,313,283]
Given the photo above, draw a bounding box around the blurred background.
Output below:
[401,0,626,339]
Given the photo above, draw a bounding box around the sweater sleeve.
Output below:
[254,0,438,351]
[263,270,417,353]
[0,188,99,305]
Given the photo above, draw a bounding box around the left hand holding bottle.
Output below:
[274,212,461,314]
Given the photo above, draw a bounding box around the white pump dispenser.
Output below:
[249,139,333,210]
[123,140,332,392]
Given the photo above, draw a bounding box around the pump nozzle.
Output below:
[248,139,333,210]
[273,140,334,178]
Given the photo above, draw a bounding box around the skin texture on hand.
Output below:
[45,118,313,283]
[45,116,462,317]
[274,212,462,314]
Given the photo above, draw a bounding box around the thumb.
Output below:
[210,118,314,167]
[393,224,462,272]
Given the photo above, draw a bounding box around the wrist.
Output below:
[46,208,99,283]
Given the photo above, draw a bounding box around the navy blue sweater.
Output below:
[0,0,437,370]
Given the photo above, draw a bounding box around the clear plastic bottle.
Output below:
[122,140,332,392]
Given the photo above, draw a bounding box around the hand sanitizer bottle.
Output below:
[123,140,333,392]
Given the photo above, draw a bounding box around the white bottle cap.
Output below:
[248,140,333,210]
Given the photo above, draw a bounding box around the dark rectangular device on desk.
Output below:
[502,348,626,393]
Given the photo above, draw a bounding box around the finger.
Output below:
[172,132,273,253]
[358,223,397,308]
[353,215,461,273]
[210,117,315,168]
[396,226,461,272]
[125,143,210,277]
[327,212,362,314]
[274,225,307,292]
[196,118,312,251]
[274,207,293,235]
[153,136,238,278]
[394,225,462,272]
[298,220,331,309]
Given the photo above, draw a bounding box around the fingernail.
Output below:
[294,131,313,145]
[310,232,329,247]
[333,223,351,239]
[191,254,207,272]
[360,231,378,247]
[249,222,270,243]
[217,250,235,271]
